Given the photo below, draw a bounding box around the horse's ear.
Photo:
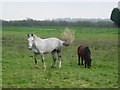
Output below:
[27,34,30,37]
[33,35,36,38]
[31,34,33,36]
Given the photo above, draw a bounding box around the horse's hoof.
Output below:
[51,66,54,68]
[44,67,46,70]
[34,67,37,69]
[59,66,61,69]
[51,65,55,68]
[88,66,90,69]
[34,65,38,69]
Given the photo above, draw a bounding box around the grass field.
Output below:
[2,26,118,88]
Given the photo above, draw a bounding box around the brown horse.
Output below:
[77,45,92,68]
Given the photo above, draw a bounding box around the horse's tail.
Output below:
[62,28,74,46]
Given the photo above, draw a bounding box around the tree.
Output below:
[110,8,120,28]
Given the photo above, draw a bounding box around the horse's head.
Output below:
[27,34,34,50]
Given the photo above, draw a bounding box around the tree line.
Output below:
[2,19,115,28]
[1,6,120,28]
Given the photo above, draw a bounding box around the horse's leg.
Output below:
[81,57,84,65]
[85,60,87,68]
[41,54,46,70]
[34,54,38,69]
[78,55,80,65]
[51,51,56,68]
[57,51,62,68]
[87,61,90,68]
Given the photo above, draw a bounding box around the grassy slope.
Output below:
[2,26,118,88]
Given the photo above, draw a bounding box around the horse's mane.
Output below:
[33,35,42,41]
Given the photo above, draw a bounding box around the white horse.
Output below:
[27,29,74,70]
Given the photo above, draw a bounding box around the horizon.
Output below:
[1,17,111,21]
[1,2,118,21]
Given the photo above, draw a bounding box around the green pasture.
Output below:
[2,26,118,88]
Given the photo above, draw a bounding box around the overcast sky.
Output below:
[1,0,119,20]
